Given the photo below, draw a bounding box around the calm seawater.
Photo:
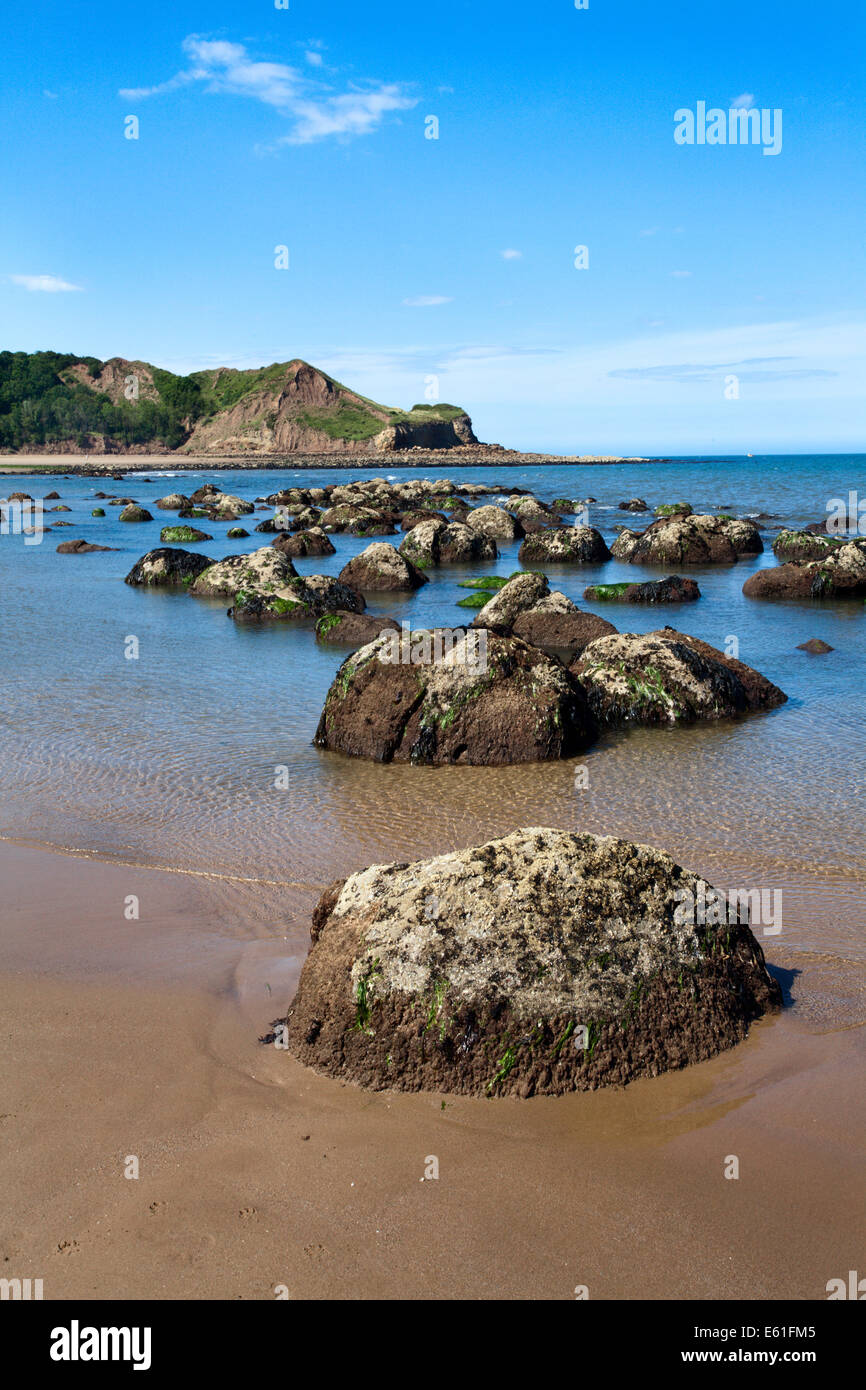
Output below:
[2,454,865,1007]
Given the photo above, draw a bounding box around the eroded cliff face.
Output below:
[4,351,477,455]
[62,358,161,406]
[181,360,477,455]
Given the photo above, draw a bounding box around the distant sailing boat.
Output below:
[746,452,753,457]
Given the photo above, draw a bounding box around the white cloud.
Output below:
[402,295,453,307]
[8,274,82,293]
[305,52,323,67]
[120,35,415,145]
[500,249,522,260]
[311,316,866,410]
[639,227,659,237]
[670,269,692,278]
[730,92,755,109]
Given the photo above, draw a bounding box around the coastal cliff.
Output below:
[0,350,477,456]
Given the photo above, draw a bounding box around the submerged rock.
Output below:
[797,638,834,653]
[338,542,428,592]
[314,630,596,765]
[125,547,214,586]
[283,827,781,1097]
[571,629,786,726]
[160,525,212,543]
[57,538,118,554]
[613,515,762,565]
[583,576,701,604]
[518,526,611,564]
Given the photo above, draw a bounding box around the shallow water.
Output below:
[1,454,865,998]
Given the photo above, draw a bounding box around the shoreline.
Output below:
[0,448,656,475]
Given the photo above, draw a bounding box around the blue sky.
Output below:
[1,0,864,453]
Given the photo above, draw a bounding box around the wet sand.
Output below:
[1,841,862,1301]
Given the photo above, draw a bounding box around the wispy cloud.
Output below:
[8,273,82,293]
[670,269,692,278]
[500,249,522,260]
[730,92,755,109]
[609,357,837,384]
[305,317,865,411]
[120,35,415,145]
[402,295,453,307]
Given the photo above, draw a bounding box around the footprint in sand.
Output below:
[239,1207,257,1220]
[56,1239,80,1255]
[148,1201,166,1214]
[303,1244,328,1260]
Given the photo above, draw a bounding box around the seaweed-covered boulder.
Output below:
[797,638,833,653]
[155,493,191,511]
[316,612,401,645]
[651,628,787,710]
[320,504,392,533]
[125,547,214,586]
[571,629,786,726]
[160,525,212,543]
[189,546,298,598]
[283,827,782,1096]
[398,519,497,569]
[654,502,693,518]
[192,488,254,516]
[464,505,524,541]
[272,526,336,558]
[743,540,866,600]
[618,498,649,512]
[506,495,554,520]
[612,515,762,565]
[771,529,845,564]
[231,574,365,624]
[314,631,596,765]
[583,576,701,604]
[518,526,611,564]
[338,542,428,592]
[119,504,153,523]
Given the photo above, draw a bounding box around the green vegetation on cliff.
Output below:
[0,351,471,452]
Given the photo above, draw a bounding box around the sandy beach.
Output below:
[1,838,862,1301]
